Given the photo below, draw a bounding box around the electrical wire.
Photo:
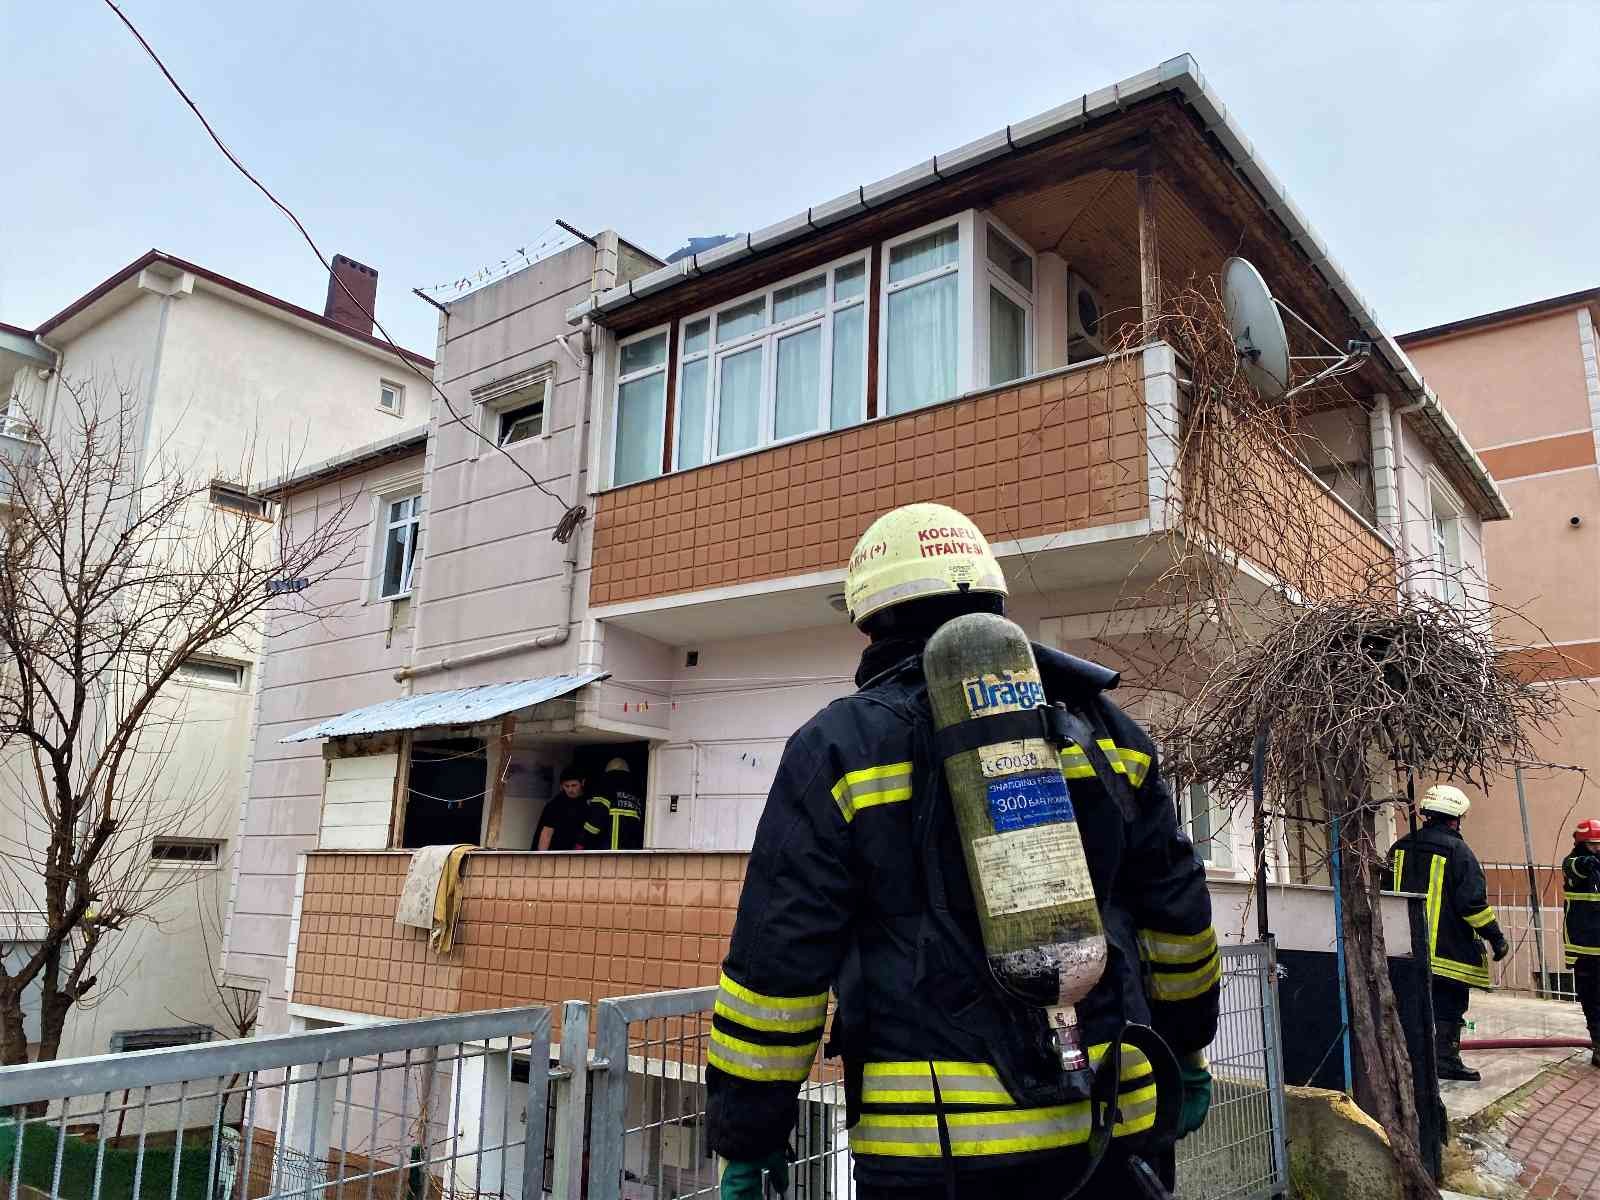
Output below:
[101,0,587,544]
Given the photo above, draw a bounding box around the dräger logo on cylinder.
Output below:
[963,669,1046,717]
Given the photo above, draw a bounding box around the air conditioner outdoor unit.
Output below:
[1067,273,1106,361]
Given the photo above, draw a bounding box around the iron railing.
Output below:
[1483,862,1578,1003]
[0,945,1288,1200]
[0,1007,552,1200]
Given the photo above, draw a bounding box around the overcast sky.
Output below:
[3,1,1596,355]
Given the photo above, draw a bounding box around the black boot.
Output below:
[1436,1021,1480,1082]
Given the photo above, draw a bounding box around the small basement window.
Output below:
[150,838,224,867]
[111,1025,214,1053]
[174,658,245,688]
[209,482,270,520]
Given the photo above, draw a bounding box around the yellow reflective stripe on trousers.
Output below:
[1432,957,1492,987]
[831,762,914,823]
[850,1088,1159,1157]
[1464,906,1497,930]
[714,972,828,1034]
[707,1027,818,1082]
[861,1046,1153,1106]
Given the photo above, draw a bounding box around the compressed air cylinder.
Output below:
[924,612,1107,1014]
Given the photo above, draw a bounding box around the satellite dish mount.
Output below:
[1222,257,1372,401]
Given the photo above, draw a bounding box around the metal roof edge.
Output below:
[279,671,611,742]
[256,425,429,499]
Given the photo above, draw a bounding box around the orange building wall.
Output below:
[590,363,1148,607]
[292,851,747,1029]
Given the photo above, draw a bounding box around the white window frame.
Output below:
[675,252,871,469]
[978,214,1037,389]
[173,656,247,690]
[1179,779,1237,872]
[876,212,979,417]
[472,364,555,458]
[378,380,405,418]
[610,325,671,487]
[148,838,225,870]
[376,489,423,601]
[1427,475,1467,608]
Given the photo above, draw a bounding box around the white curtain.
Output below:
[677,359,709,469]
[989,288,1026,385]
[830,305,865,429]
[886,274,958,415]
[717,346,764,454]
[775,326,822,440]
[613,372,665,485]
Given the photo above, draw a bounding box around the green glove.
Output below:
[1178,1052,1213,1137]
[719,1150,789,1199]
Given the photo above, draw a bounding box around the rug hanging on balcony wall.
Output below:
[396,843,475,952]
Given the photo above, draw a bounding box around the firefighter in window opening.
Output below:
[707,503,1220,1200]
[1563,818,1600,1067]
[577,757,645,851]
[1386,785,1510,1083]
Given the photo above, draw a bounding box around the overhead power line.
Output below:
[100,0,586,543]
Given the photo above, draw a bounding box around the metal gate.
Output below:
[0,1007,552,1200]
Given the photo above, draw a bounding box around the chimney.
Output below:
[324,254,378,336]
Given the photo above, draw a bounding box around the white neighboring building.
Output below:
[0,250,431,1061]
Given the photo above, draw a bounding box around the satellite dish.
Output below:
[1222,257,1291,399]
[1221,256,1374,401]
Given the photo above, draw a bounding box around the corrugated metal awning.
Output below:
[280,672,609,743]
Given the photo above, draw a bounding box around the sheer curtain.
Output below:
[989,288,1026,385]
[886,273,958,415]
[830,305,865,429]
[717,346,764,455]
[677,359,709,469]
[613,374,665,485]
[775,326,822,439]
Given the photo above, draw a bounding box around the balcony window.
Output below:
[1180,781,1234,871]
[985,224,1035,387]
[884,225,959,415]
[613,329,669,486]
[1429,480,1467,608]
[672,255,869,470]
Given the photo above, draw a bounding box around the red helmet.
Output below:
[1575,819,1600,843]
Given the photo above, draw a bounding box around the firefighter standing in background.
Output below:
[1387,785,1510,1083]
[707,503,1220,1200]
[1562,819,1600,1066]
[577,757,646,851]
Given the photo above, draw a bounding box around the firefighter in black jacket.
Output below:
[707,503,1220,1200]
[1387,785,1510,1082]
[1563,819,1600,1066]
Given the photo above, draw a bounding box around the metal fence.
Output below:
[1,946,1287,1200]
[1483,862,1577,1002]
[0,1007,552,1200]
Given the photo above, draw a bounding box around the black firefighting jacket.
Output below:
[1563,849,1600,966]
[705,638,1221,1187]
[1387,822,1503,990]
[580,769,644,850]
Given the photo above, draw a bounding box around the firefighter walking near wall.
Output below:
[1563,819,1600,1066]
[706,503,1220,1200]
[1387,786,1510,1083]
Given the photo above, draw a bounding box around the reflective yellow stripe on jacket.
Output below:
[1425,855,1492,988]
[1058,742,1152,788]
[852,1045,1158,1158]
[1139,925,1222,1003]
[831,762,914,823]
[709,972,826,1084]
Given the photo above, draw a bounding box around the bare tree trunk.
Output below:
[0,988,30,1067]
[1324,752,1438,1200]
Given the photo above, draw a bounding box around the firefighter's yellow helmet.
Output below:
[844,503,1008,627]
[1420,784,1471,818]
